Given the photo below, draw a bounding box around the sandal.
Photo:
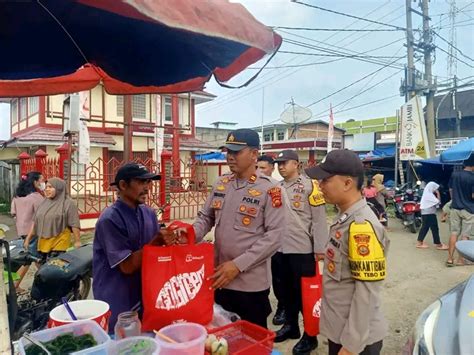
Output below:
[436,244,449,250]
[445,260,455,267]
[416,243,429,249]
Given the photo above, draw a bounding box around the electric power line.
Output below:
[305,55,404,108]
[277,50,405,59]
[272,26,402,32]
[435,44,474,68]
[433,30,474,62]
[292,0,406,31]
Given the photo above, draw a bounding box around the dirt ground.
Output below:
[1,213,472,354]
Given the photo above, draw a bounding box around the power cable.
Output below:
[433,31,474,62]
[197,2,402,109]
[277,50,405,59]
[272,26,402,32]
[305,56,404,108]
[435,45,474,68]
[292,0,406,31]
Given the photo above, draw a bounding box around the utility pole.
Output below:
[405,0,416,101]
[422,0,436,158]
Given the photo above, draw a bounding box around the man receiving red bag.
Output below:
[92,163,177,331]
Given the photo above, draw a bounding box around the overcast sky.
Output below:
[1,0,473,139]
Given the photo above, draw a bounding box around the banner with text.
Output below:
[399,96,431,161]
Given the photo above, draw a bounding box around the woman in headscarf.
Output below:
[372,174,389,223]
[24,178,81,258]
[416,181,448,250]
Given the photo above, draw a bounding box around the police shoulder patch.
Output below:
[268,187,282,208]
[308,180,325,207]
[348,220,386,281]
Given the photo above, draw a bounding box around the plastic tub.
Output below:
[49,299,111,332]
[208,320,275,355]
[18,320,110,355]
[108,336,160,355]
[155,323,207,355]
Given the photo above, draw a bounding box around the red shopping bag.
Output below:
[301,263,323,337]
[141,222,214,331]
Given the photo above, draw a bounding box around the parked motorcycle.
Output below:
[406,240,474,354]
[1,238,92,340]
[401,193,422,234]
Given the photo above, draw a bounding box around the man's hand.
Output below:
[23,239,30,250]
[338,347,355,355]
[149,229,178,246]
[74,240,82,249]
[209,261,240,289]
[441,214,447,223]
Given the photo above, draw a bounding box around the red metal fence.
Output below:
[19,148,210,222]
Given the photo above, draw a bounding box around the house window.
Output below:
[20,98,27,121]
[179,97,191,128]
[28,97,39,115]
[264,132,274,142]
[116,96,124,117]
[11,99,18,124]
[116,95,147,119]
[132,94,146,119]
[163,97,172,122]
[277,131,285,140]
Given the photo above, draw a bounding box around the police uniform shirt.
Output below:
[280,174,329,254]
[320,198,390,354]
[193,172,285,292]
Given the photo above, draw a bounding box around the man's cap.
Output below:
[274,150,299,163]
[111,163,160,186]
[257,155,275,164]
[220,129,260,152]
[305,149,363,180]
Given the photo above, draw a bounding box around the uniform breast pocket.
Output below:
[325,245,343,282]
[234,204,261,233]
[211,198,225,225]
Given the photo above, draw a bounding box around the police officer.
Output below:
[257,154,287,326]
[305,149,389,355]
[193,129,285,328]
[274,150,329,354]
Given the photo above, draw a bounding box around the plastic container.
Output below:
[208,320,275,355]
[49,299,111,332]
[108,336,160,355]
[19,320,110,355]
[155,322,207,355]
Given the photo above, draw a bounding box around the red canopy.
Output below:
[0,0,281,97]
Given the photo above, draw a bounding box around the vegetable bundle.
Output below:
[25,333,97,355]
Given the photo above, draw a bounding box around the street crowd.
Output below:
[10,128,474,355]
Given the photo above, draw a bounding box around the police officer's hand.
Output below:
[315,253,325,261]
[338,347,355,355]
[209,261,240,290]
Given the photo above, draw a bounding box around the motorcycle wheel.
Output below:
[70,274,92,300]
[410,223,417,234]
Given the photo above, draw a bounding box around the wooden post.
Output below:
[171,95,180,177]
[124,95,133,162]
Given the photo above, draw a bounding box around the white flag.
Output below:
[78,91,90,165]
[399,96,431,161]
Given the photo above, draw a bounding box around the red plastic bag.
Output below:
[301,263,323,336]
[141,222,214,331]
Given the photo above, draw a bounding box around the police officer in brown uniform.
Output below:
[274,150,329,354]
[193,129,285,328]
[305,150,389,355]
